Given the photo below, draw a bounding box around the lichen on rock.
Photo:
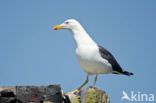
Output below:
[67,86,110,103]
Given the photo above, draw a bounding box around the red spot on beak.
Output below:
[54,28,58,30]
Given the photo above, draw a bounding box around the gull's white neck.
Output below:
[70,25,97,48]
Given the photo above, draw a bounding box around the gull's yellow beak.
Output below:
[53,25,64,30]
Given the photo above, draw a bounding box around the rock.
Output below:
[0,97,16,103]
[1,90,15,97]
[16,85,63,103]
[67,87,110,103]
[0,86,16,103]
[0,85,110,103]
[0,86,16,97]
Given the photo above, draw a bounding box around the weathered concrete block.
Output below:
[16,85,63,103]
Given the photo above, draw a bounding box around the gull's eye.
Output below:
[65,21,69,24]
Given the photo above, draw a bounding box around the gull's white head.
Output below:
[53,19,82,31]
[53,19,96,47]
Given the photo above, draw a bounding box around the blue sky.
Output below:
[0,0,156,103]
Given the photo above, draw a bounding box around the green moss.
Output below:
[69,87,109,103]
[102,93,108,103]
[70,96,80,103]
[83,88,102,103]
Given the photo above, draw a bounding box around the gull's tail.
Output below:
[122,70,133,76]
[113,70,133,76]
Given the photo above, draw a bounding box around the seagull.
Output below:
[53,19,133,94]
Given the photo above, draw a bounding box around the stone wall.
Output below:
[0,85,110,103]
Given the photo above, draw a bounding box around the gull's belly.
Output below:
[76,48,112,74]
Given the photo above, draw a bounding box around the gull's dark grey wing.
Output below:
[98,45,133,76]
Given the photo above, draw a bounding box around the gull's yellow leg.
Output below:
[68,74,89,94]
[93,74,98,87]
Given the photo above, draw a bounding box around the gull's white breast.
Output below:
[76,45,113,74]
